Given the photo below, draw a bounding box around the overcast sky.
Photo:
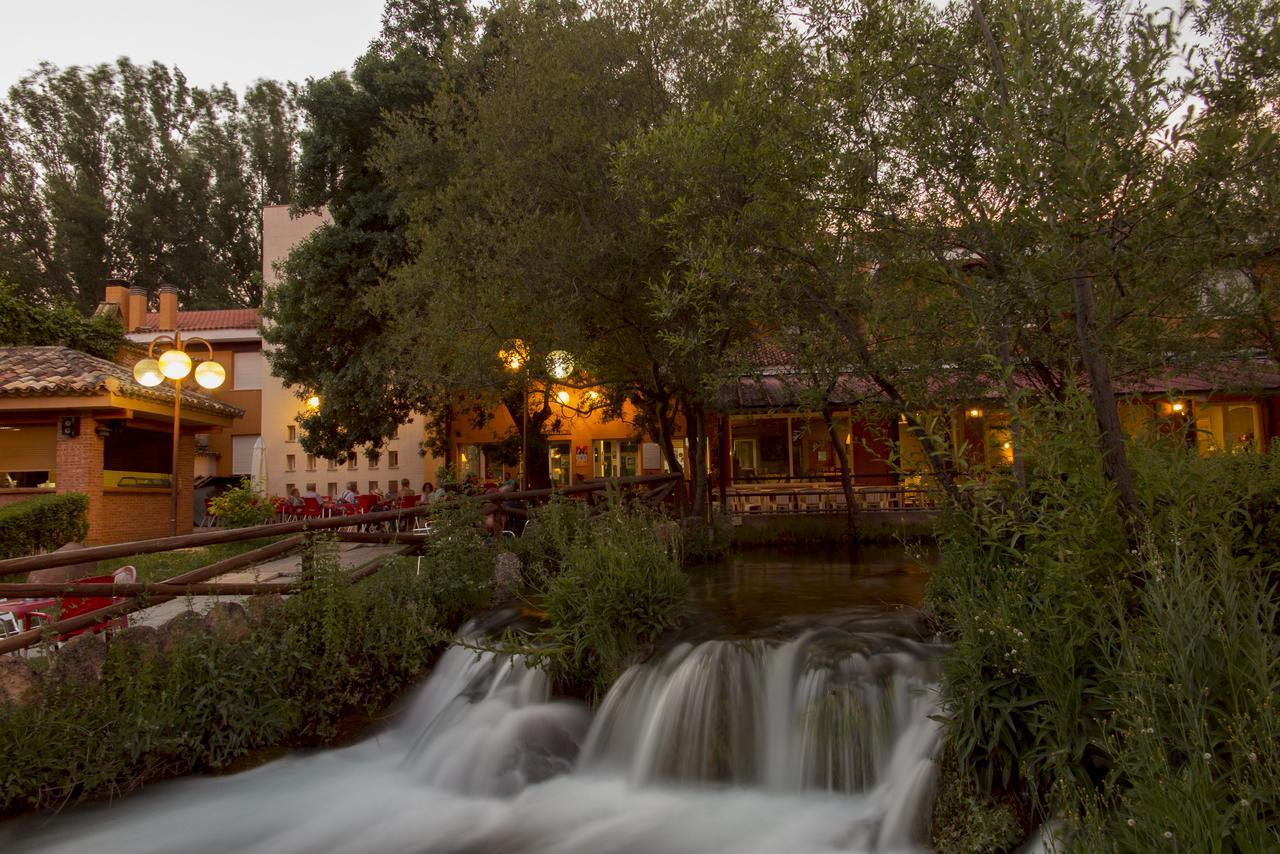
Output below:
[1,0,386,94]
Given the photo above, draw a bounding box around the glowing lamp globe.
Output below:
[545,350,575,380]
[132,358,165,387]
[194,360,226,390]
[158,348,193,380]
[556,390,571,404]
[307,395,321,409]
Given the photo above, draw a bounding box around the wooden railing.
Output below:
[716,485,937,515]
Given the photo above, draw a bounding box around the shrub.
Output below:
[0,284,125,360]
[207,478,275,528]
[525,505,688,702]
[0,492,89,562]
[513,497,594,587]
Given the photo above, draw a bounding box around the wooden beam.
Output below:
[0,536,302,655]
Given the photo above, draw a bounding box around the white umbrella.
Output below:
[250,436,267,493]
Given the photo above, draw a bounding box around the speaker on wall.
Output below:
[59,416,80,438]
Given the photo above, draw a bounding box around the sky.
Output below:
[0,0,387,94]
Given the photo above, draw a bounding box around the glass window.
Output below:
[728,417,790,481]
[388,451,399,469]
[1196,402,1261,455]
[286,425,297,443]
[326,482,337,496]
[285,454,296,472]
[791,416,849,480]
[347,455,358,470]
[232,351,262,390]
[459,445,481,479]
[369,481,379,492]
[592,439,638,478]
[549,441,571,487]
[306,454,316,471]
[285,482,295,495]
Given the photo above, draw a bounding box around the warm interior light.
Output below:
[193,360,226,390]
[158,349,192,380]
[967,408,983,418]
[132,357,164,387]
[556,390,571,404]
[307,395,321,409]
[545,350,575,380]
[1171,402,1185,413]
[1003,441,1012,449]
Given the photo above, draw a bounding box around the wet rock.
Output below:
[243,594,285,626]
[0,656,41,705]
[50,632,108,686]
[158,611,207,653]
[492,552,523,602]
[204,602,251,643]
[110,625,161,665]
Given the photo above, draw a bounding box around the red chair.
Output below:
[300,497,325,518]
[356,494,378,514]
[31,566,136,641]
[399,494,420,509]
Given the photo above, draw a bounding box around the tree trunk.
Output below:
[686,402,709,522]
[822,404,858,538]
[1072,269,1143,529]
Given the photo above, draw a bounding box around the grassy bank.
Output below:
[926,411,1280,851]
[103,537,289,584]
[1,532,493,815]
[729,512,936,548]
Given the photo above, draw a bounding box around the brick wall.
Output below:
[54,415,195,544]
[0,489,55,508]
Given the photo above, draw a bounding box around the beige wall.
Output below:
[259,204,441,497]
[262,205,332,287]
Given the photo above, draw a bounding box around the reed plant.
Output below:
[927,397,1280,850]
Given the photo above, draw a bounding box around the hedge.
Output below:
[0,492,89,561]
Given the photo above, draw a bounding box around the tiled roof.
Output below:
[139,308,260,332]
[0,346,244,419]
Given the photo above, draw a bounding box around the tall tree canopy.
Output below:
[0,61,299,310]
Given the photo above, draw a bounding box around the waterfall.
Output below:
[6,616,946,854]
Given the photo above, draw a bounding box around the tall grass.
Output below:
[927,396,1280,850]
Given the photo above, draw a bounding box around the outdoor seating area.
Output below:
[717,484,935,516]
[0,565,136,644]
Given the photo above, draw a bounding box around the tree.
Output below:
[0,61,298,311]
[0,282,124,359]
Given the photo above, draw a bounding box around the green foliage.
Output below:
[0,492,88,562]
[520,505,688,703]
[931,743,1025,853]
[0,62,297,310]
[206,479,276,528]
[513,498,595,587]
[928,398,1280,847]
[0,284,124,359]
[0,543,488,814]
[411,498,497,618]
[681,513,735,562]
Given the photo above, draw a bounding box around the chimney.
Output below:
[103,278,129,326]
[158,286,178,332]
[127,287,148,333]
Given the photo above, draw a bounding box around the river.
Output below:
[5,545,945,854]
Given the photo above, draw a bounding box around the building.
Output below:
[260,205,441,499]
[0,345,242,542]
[104,282,263,480]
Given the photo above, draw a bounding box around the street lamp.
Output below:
[500,342,575,490]
[133,332,224,535]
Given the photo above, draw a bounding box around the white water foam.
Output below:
[6,620,944,854]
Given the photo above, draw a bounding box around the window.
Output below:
[327,482,337,496]
[285,482,295,495]
[231,435,260,475]
[327,458,338,471]
[593,439,639,478]
[369,480,379,492]
[388,480,397,492]
[232,351,263,390]
[368,454,378,469]
[285,454,296,472]
[388,450,399,469]
[306,454,316,471]
[549,441,571,487]
[347,455,358,470]
[286,425,297,443]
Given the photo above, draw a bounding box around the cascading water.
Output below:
[6,551,947,854]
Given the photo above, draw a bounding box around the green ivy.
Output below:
[0,492,89,562]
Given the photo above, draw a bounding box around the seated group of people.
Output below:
[284,479,445,512]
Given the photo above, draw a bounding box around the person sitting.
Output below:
[337,481,360,507]
[399,478,416,499]
[302,483,323,501]
[286,487,304,508]
[374,482,400,512]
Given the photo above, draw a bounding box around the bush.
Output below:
[207,478,275,528]
[927,397,1280,848]
[0,492,89,562]
[0,284,124,360]
[523,505,688,702]
[0,538,490,814]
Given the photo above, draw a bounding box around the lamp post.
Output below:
[132,332,225,535]
[500,344,575,490]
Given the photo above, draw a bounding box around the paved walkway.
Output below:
[129,542,406,627]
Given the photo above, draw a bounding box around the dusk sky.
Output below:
[1,0,386,93]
